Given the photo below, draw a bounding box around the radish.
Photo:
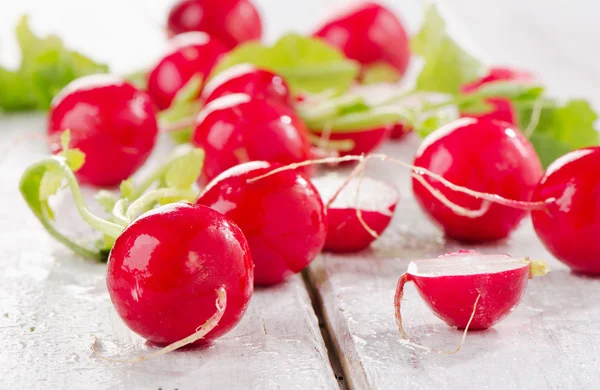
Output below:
[48,75,158,187]
[412,117,543,242]
[313,175,398,252]
[147,32,228,110]
[196,161,327,286]
[394,251,549,347]
[192,94,313,184]
[107,203,254,346]
[201,64,290,105]
[167,0,262,49]
[461,66,534,125]
[531,147,600,274]
[313,1,410,82]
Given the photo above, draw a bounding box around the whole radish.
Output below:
[389,122,412,140]
[148,32,228,109]
[107,203,253,345]
[167,0,262,49]
[531,147,600,274]
[412,117,543,242]
[192,94,313,183]
[48,75,158,187]
[313,2,410,81]
[461,66,534,125]
[395,251,548,335]
[202,64,290,105]
[313,175,398,252]
[197,161,327,286]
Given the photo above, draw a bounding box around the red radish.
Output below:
[167,0,262,49]
[313,1,410,81]
[107,203,253,345]
[312,125,390,157]
[313,175,398,252]
[192,94,313,184]
[461,66,534,125]
[147,32,228,110]
[531,147,600,274]
[196,161,327,286]
[48,75,158,187]
[202,64,291,105]
[412,117,543,242]
[389,122,412,140]
[395,251,549,337]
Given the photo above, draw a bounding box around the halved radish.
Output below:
[313,175,398,252]
[395,251,549,336]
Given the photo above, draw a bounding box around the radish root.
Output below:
[394,274,481,354]
[92,287,227,363]
[247,153,555,212]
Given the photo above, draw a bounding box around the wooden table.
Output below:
[1,1,599,389]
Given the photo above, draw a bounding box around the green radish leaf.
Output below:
[411,3,484,94]
[123,69,148,90]
[0,15,109,112]
[466,81,544,101]
[164,147,205,189]
[95,190,118,214]
[457,99,493,114]
[361,62,402,85]
[39,168,64,201]
[211,33,360,95]
[120,179,134,200]
[173,73,203,104]
[517,99,599,167]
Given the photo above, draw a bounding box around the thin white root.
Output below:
[372,154,555,211]
[246,155,364,183]
[324,156,366,208]
[412,174,492,218]
[92,287,227,363]
[354,159,380,239]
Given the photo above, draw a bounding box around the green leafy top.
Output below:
[411,4,484,94]
[0,15,109,112]
[211,33,360,95]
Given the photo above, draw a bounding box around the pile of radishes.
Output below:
[16,0,600,357]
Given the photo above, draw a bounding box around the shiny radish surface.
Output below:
[192,94,313,184]
[48,75,158,187]
[461,66,534,125]
[197,162,327,286]
[395,251,548,331]
[412,118,543,242]
[148,32,228,109]
[107,203,253,345]
[167,0,262,49]
[202,64,290,105]
[313,1,410,80]
[313,176,398,252]
[532,147,600,274]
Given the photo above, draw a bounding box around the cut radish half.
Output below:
[395,251,549,338]
[313,175,398,253]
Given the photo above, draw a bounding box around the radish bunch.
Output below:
[15,0,600,359]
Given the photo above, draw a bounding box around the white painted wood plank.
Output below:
[308,135,600,389]
[0,116,338,390]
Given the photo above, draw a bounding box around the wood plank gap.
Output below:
[302,269,349,390]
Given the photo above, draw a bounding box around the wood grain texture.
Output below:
[0,117,338,390]
[307,135,600,389]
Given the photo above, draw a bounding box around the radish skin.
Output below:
[412,118,544,242]
[532,147,600,274]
